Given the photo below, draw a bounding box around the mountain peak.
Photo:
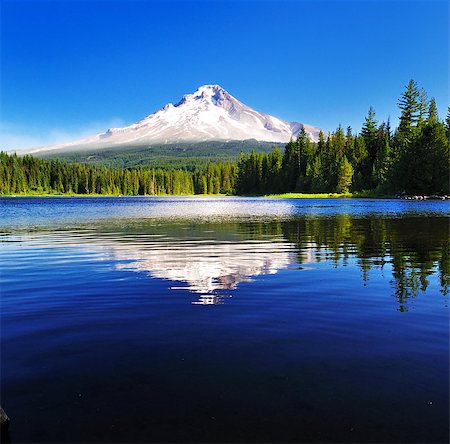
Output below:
[175,84,230,108]
[196,84,226,92]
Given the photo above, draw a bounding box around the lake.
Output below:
[1,197,448,443]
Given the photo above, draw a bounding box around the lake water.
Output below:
[1,197,449,443]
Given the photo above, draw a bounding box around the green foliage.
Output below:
[361,107,378,159]
[235,81,448,196]
[427,98,438,123]
[0,152,236,196]
[388,82,449,194]
[418,88,429,125]
[398,79,420,135]
[393,120,449,194]
[336,156,354,193]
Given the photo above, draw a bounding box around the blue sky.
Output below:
[1,0,448,150]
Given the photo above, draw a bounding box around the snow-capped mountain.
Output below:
[32,85,321,153]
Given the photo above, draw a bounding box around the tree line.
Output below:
[0,152,236,196]
[235,80,449,195]
[1,80,448,196]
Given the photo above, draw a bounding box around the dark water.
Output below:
[1,197,449,443]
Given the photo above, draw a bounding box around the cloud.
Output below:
[0,118,128,153]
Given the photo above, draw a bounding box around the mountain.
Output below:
[32,85,321,154]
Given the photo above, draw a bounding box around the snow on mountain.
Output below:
[31,85,321,153]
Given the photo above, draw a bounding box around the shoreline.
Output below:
[265,192,354,199]
[1,193,448,200]
[2,192,363,199]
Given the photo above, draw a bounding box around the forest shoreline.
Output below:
[3,192,447,199]
[0,190,363,198]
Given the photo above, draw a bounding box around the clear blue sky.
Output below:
[1,0,448,150]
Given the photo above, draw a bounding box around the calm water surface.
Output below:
[1,197,449,443]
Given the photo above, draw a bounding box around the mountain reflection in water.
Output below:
[114,240,295,304]
[9,214,447,309]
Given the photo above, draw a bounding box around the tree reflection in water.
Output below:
[279,215,449,311]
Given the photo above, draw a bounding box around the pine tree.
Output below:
[385,117,392,145]
[418,88,429,125]
[332,125,346,158]
[325,126,346,191]
[351,136,368,191]
[336,156,353,193]
[317,130,326,154]
[266,147,282,193]
[361,107,378,163]
[307,156,323,192]
[427,98,438,123]
[282,138,299,191]
[345,126,355,163]
[374,122,391,188]
[295,126,310,190]
[398,79,420,134]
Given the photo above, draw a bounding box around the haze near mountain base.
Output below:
[32,85,321,154]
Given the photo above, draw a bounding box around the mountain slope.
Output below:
[38,140,280,170]
[32,85,321,154]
